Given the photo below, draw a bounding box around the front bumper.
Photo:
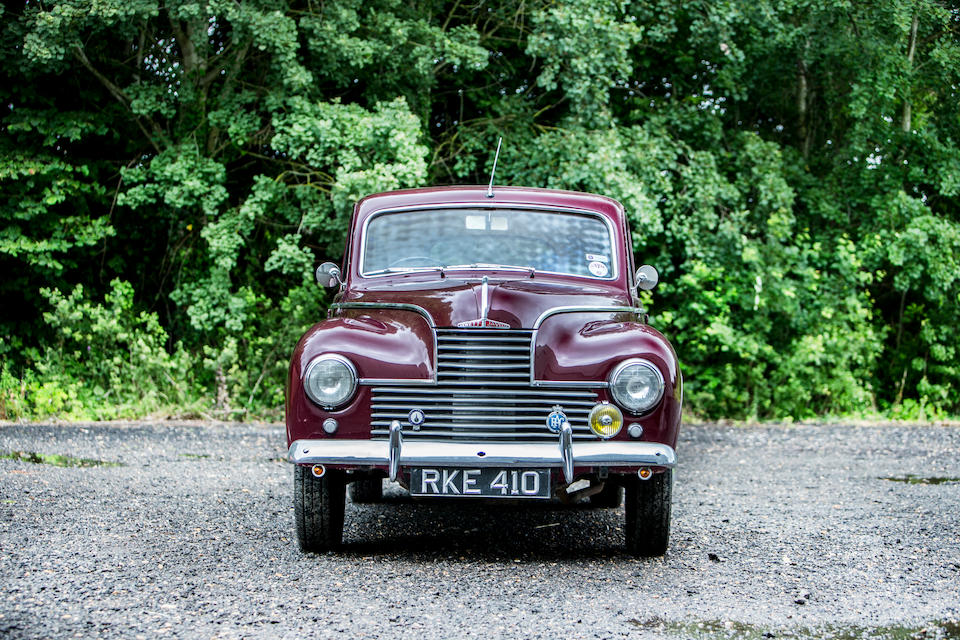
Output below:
[288,421,676,485]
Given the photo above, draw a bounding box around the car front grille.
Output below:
[370,329,598,441]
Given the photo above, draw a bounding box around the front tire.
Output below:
[589,481,623,508]
[348,476,383,503]
[624,469,672,557]
[294,465,345,552]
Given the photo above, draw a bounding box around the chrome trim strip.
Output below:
[531,305,642,330]
[357,204,620,281]
[360,378,436,386]
[529,380,610,389]
[528,305,642,387]
[288,439,677,470]
[331,302,436,328]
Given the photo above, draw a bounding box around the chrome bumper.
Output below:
[288,421,676,485]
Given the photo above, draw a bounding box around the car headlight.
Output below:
[609,359,664,414]
[303,354,358,409]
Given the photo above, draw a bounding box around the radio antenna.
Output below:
[486,136,503,198]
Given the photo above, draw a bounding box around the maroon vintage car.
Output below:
[286,186,681,556]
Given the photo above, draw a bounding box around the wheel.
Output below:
[348,476,383,503]
[294,465,345,552]
[624,469,672,557]
[590,481,623,508]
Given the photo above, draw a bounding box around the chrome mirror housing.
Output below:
[635,265,659,291]
[316,262,343,288]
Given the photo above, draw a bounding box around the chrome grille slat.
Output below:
[442,363,529,370]
[372,422,592,431]
[373,386,597,398]
[369,398,596,406]
[427,381,532,387]
[372,387,597,398]
[372,414,591,423]
[371,405,588,424]
[440,336,531,343]
[438,372,529,379]
[371,430,593,440]
[371,329,600,442]
[440,354,528,361]
[438,345,529,352]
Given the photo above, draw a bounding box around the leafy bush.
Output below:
[1,0,958,421]
[2,280,200,420]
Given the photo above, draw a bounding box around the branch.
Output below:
[72,44,129,106]
[441,0,462,31]
[169,16,200,75]
[72,44,162,153]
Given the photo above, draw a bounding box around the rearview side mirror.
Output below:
[316,262,343,288]
[635,265,659,291]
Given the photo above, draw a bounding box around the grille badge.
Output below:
[456,318,510,328]
[408,409,425,430]
[545,405,567,434]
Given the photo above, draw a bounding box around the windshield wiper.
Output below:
[443,263,536,277]
[363,266,445,276]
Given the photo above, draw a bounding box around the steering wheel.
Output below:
[388,256,441,268]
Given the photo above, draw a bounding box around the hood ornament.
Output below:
[457,276,509,328]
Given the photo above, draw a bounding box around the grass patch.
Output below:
[627,618,960,640]
[881,475,960,485]
[1,450,123,468]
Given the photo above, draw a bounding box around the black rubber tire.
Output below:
[589,481,623,508]
[624,469,673,557]
[348,477,383,503]
[294,465,345,552]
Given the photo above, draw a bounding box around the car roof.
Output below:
[354,186,626,222]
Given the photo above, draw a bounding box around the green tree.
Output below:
[1,0,958,419]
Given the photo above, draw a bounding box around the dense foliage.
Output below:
[1,0,958,421]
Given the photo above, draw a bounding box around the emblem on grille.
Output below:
[457,318,510,328]
[408,409,425,430]
[545,405,567,434]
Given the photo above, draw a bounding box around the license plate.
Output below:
[410,468,551,499]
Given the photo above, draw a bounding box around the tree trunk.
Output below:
[902,13,918,133]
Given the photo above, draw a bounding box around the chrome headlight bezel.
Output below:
[303,354,358,409]
[608,359,665,415]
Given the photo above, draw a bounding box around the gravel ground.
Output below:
[1,421,958,639]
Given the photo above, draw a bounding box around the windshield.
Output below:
[361,208,616,279]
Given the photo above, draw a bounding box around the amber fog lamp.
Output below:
[588,403,623,439]
[303,354,358,409]
[609,359,665,414]
[311,465,326,478]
